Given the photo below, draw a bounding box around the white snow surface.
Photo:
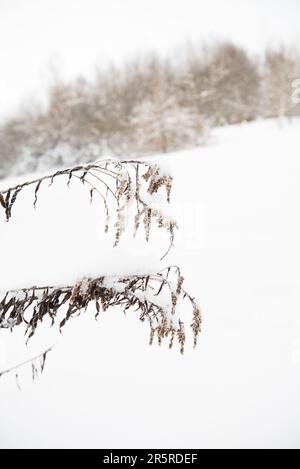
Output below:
[1,119,300,449]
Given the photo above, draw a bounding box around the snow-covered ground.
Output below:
[1,118,300,449]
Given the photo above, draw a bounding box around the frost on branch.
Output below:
[0,267,201,354]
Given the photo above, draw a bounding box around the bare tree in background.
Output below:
[0,41,299,178]
[262,47,300,121]
[129,56,202,155]
[189,42,261,125]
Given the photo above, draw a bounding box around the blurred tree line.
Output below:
[0,41,299,177]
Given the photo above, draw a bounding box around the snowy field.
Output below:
[1,118,300,449]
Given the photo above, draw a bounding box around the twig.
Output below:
[0,346,53,378]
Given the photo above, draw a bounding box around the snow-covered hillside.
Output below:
[1,119,300,449]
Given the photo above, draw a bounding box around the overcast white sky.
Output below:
[0,0,299,121]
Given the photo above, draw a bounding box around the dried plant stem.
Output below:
[0,267,201,354]
[0,160,201,390]
[0,346,53,378]
[0,159,176,255]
